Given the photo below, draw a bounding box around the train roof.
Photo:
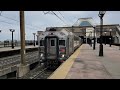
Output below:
[46,27,73,35]
[38,27,76,39]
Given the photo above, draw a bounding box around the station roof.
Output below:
[79,21,93,26]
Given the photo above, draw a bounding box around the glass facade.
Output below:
[80,21,92,26]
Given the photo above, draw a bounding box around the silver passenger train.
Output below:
[38,27,82,69]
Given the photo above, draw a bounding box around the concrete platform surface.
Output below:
[0,45,38,52]
[49,44,120,79]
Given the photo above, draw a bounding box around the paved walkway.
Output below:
[96,44,120,79]
[66,44,120,79]
[0,45,38,52]
[49,43,120,79]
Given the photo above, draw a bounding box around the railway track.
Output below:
[0,51,58,79]
[0,51,39,70]
[33,68,53,79]
[20,64,53,79]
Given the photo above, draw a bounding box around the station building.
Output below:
[44,18,120,45]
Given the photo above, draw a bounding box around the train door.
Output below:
[67,38,69,56]
[45,36,59,60]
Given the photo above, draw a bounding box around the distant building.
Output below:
[40,18,120,45]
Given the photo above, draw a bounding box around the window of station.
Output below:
[59,40,65,46]
[51,40,55,46]
[40,40,44,46]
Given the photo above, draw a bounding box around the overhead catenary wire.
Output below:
[58,11,75,26]
[0,20,42,31]
[0,11,76,31]
[0,20,14,25]
[1,11,59,30]
[58,11,65,19]
[43,11,69,26]
[51,11,69,26]
[0,13,44,30]
[43,11,51,15]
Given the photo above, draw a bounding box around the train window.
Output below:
[59,40,65,46]
[51,40,55,46]
[40,40,44,46]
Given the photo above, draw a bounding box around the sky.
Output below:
[0,11,120,41]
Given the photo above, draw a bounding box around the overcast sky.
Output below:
[0,11,120,41]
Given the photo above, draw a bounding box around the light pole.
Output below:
[36,34,38,45]
[10,29,15,49]
[98,11,106,56]
[90,31,92,47]
[33,33,36,46]
[0,30,1,44]
[109,29,112,47]
[93,26,96,50]
[72,26,74,32]
[104,32,107,45]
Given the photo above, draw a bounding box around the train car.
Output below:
[38,27,82,69]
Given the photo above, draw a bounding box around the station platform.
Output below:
[48,44,120,79]
[0,45,39,58]
[0,45,38,52]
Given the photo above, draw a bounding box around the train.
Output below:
[38,27,83,69]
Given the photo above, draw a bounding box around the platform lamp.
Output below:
[104,32,107,45]
[93,26,96,50]
[33,33,36,46]
[98,11,106,56]
[90,31,92,47]
[109,29,112,47]
[10,29,15,49]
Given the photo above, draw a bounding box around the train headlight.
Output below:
[40,53,43,57]
[62,54,65,58]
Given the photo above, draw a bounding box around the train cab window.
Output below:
[40,40,44,46]
[59,40,65,46]
[51,40,55,46]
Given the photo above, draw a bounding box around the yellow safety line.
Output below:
[48,45,83,79]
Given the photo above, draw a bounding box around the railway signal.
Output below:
[10,29,15,49]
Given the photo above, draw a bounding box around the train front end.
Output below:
[38,28,67,69]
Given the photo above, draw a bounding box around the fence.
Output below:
[0,40,38,48]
